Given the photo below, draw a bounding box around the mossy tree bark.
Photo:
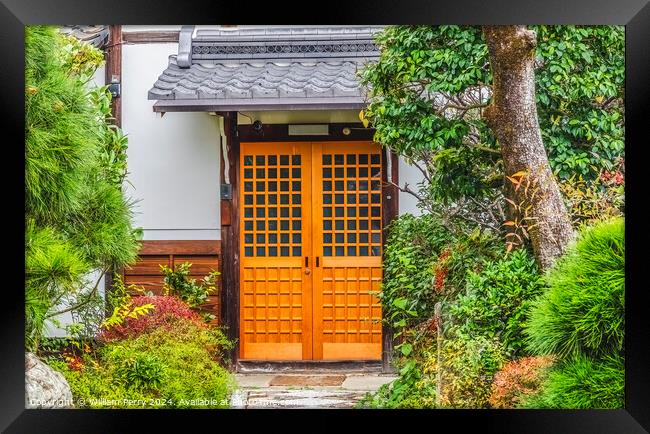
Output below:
[482,25,574,271]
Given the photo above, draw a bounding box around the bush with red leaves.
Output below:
[99,296,205,342]
[489,355,555,408]
[433,250,451,293]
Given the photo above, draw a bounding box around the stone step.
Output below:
[232,389,369,409]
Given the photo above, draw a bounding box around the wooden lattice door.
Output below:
[240,141,382,361]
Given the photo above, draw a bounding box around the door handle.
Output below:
[316,257,320,267]
[305,256,311,275]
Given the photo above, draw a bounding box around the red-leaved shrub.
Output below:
[99,296,205,342]
[433,250,451,293]
[489,355,555,408]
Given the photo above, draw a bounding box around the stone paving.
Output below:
[230,373,396,409]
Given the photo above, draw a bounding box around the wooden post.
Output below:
[104,25,123,307]
[219,112,241,365]
[381,148,399,373]
[105,25,122,126]
[435,302,443,407]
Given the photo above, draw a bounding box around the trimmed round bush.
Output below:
[525,218,624,359]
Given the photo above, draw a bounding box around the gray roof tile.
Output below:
[59,25,110,48]
[149,56,371,103]
[148,26,382,108]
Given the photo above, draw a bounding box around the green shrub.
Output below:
[114,354,167,391]
[369,214,504,408]
[523,218,625,408]
[357,351,437,409]
[361,333,506,409]
[25,222,90,350]
[102,319,234,407]
[381,214,501,346]
[525,218,625,359]
[161,262,219,309]
[449,249,545,357]
[48,357,149,408]
[521,354,624,409]
[381,214,452,332]
[52,317,235,408]
[437,335,508,408]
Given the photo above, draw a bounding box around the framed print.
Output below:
[2,0,649,432]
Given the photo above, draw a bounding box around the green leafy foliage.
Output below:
[357,357,437,409]
[381,214,452,335]
[559,169,624,228]
[437,335,508,408]
[521,354,624,409]
[362,26,499,205]
[161,262,220,309]
[449,249,545,357]
[114,354,168,391]
[381,214,502,341]
[362,25,624,215]
[525,218,624,359]
[535,26,625,179]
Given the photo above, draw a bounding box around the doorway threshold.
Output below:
[236,360,386,374]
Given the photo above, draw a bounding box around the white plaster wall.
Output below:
[121,43,222,240]
[89,63,105,88]
[237,110,361,125]
[44,271,106,338]
[398,157,425,216]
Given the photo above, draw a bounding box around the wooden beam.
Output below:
[153,98,367,113]
[237,123,375,142]
[220,117,233,227]
[122,31,180,44]
[220,112,241,363]
[137,240,221,256]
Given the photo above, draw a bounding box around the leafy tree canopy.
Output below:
[362,25,624,206]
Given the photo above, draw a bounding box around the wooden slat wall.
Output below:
[123,240,222,325]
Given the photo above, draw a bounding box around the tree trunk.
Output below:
[482,25,574,271]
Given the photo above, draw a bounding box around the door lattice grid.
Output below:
[320,152,382,257]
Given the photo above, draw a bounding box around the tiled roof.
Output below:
[59,25,110,48]
[148,26,383,111]
[148,57,371,100]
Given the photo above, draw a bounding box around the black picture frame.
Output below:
[3,1,648,432]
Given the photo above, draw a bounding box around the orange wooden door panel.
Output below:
[239,142,312,360]
[312,142,383,360]
[239,141,382,361]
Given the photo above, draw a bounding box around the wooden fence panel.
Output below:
[122,241,222,325]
